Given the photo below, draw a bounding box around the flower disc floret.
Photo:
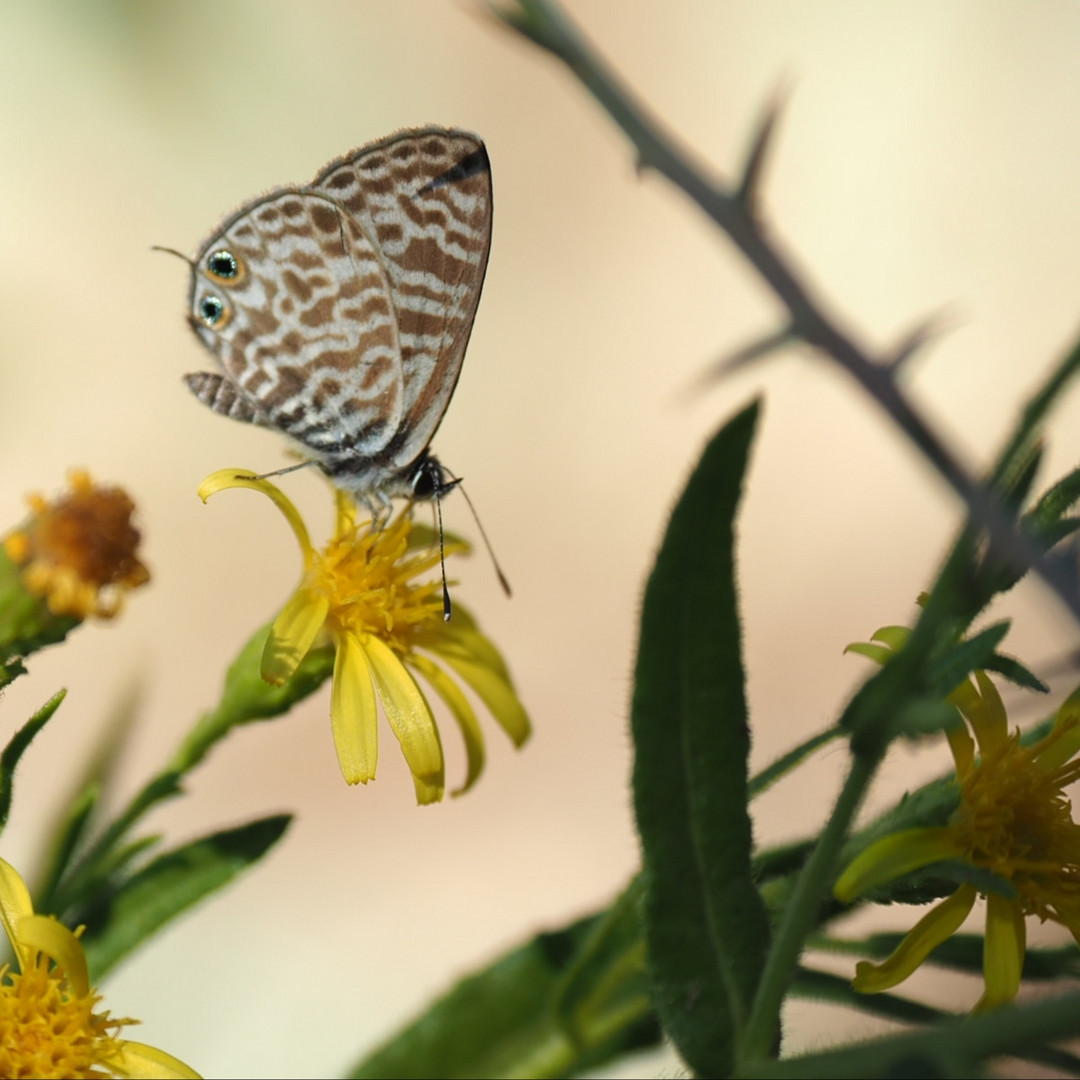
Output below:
[0,857,198,1078]
[836,626,1080,1009]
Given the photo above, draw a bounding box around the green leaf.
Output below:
[36,682,144,911]
[79,814,291,981]
[630,401,771,1074]
[0,690,66,837]
[792,967,1080,1074]
[929,622,1009,699]
[172,621,334,773]
[350,909,659,1079]
[983,652,1048,694]
[554,875,652,1046]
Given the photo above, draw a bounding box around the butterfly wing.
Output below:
[312,128,493,471]
[187,188,406,470]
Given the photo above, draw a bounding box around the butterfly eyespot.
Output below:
[198,294,229,328]
[205,248,244,285]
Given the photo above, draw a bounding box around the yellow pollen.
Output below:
[316,517,445,651]
[952,732,1080,921]
[0,956,130,1079]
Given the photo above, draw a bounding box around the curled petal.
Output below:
[18,914,90,996]
[978,893,1026,1010]
[853,885,977,993]
[363,634,445,804]
[430,644,531,747]
[197,469,314,563]
[409,652,486,796]
[262,587,329,685]
[945,721,975,778]
[109,1040,202,1079]
[834,827,964,904]
[331,632,378,785]
[952,671,1008,755]
[0,856,34,965]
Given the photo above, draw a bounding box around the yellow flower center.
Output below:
[314,512,446,654]
[0,955,130,1079]
[952,726,1080,923]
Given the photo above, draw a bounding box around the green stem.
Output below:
[740,749,879,1061]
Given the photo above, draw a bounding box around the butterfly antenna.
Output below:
[150,245,196,268]
[443,470,512,598]
[433,482,454,622]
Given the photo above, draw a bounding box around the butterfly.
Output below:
[179,127,492,516]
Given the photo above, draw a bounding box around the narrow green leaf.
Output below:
[631,400,771,1073]
[36,682,144,911]
[554,875,652,1045]
[792,967,1080,1074]
[350,911,659,1079]
[749,725,844,799]
[984,652,1048,694]
[79,814,291,981]
[0,690,66,836]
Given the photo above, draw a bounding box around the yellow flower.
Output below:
[836,627,1080,1009]
[0,856,199,1079]
[198,469,531,804]
[2,470,149,619]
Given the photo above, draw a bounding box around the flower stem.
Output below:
[740,748,879,1062]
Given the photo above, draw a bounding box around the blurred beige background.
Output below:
[2,1,1080,1076]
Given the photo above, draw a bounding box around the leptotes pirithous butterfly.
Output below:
[182,127,492,513]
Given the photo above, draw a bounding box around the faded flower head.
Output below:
[3,470,149,620]
[199,469,530,804]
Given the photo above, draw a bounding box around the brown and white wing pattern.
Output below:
[183,127,491,500]
[312,128,493,471]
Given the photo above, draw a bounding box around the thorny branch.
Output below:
[492,0,1080,624]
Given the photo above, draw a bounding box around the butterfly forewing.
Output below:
[184,127,492,499]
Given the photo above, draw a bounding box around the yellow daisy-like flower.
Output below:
[2,470,149,620]
[835,627,1080,1009]
[199,469,531,804]
[0,855,199,1078]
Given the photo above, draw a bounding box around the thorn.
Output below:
[737,77,793,215]
[676,325,796,404]
[885,307,959,372]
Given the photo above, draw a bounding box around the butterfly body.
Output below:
[183,127,492,511]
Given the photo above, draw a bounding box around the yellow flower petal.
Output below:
[834,827,964,904]
[363,634,445,804]
[197,469,314,561]
[18,914,90,996]
[330,632,378,785]
[1034,684,1080,772]
[945,721,975,779]
[952,670,1008,755]
[110,1041,202,1079]
[0,856,34,966]
[262,587,330,685]
[852,885,976,993]
[978,893,1026,1009]
[433,606,514,683]
[431,648,531,747]
[409,652,486,796]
